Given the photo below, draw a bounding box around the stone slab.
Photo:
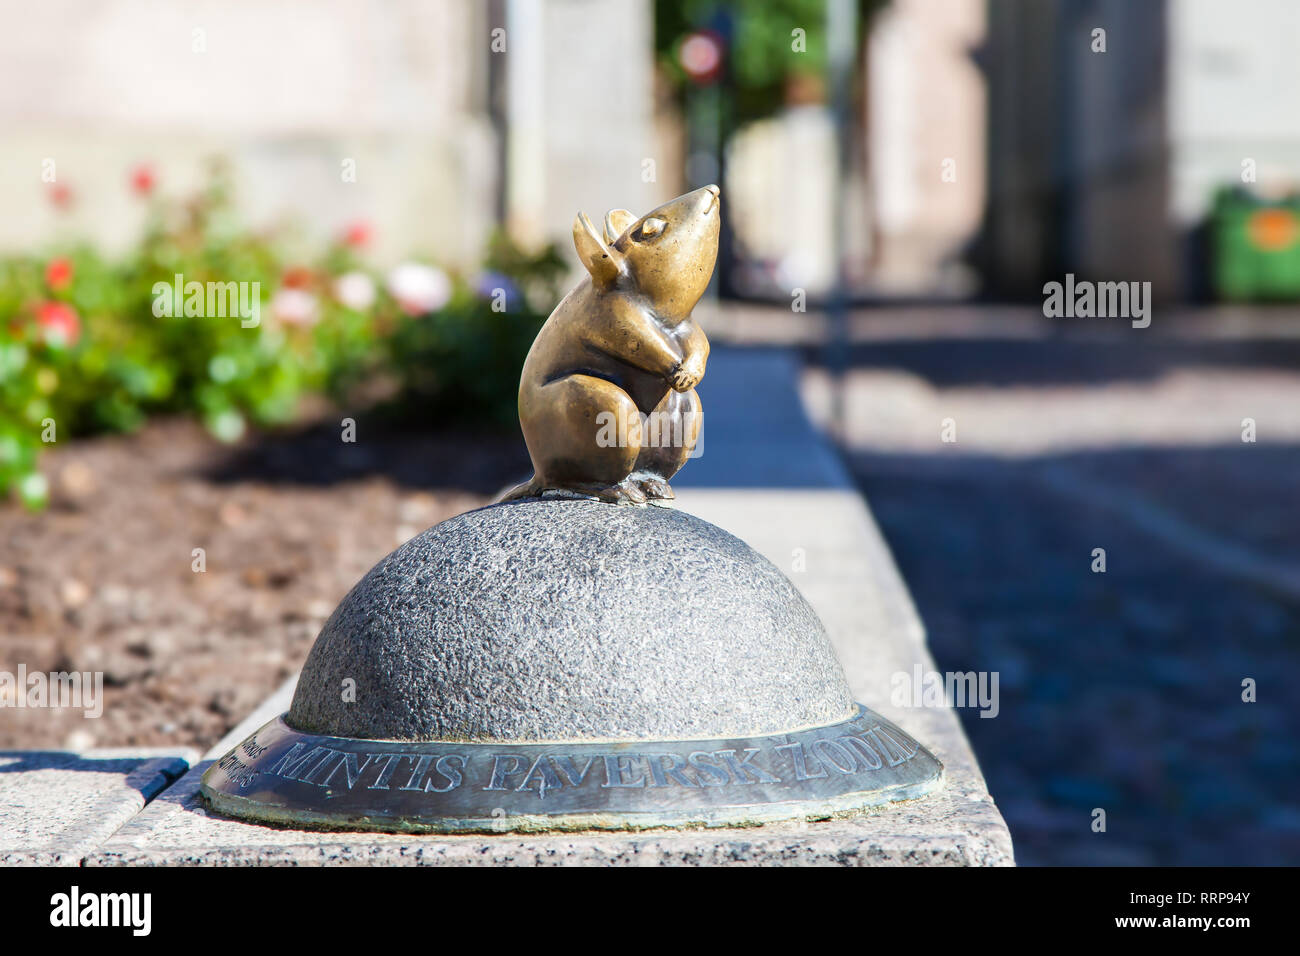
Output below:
[0,747,196,865]
[87,486,1012,865]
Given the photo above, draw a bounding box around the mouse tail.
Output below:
[495,475,541,503]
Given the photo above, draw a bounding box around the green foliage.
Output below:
[654,0,880,126]
[0,171,563,506]
[384,232,567,426]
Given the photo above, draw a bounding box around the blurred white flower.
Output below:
[386,262,451,315]
[333,271,376,311]
[208,409,247,443]
[271,288,319,326]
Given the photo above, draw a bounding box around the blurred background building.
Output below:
[982,0,1300,301]
[5,0,1297,303]
[0,1,500,266]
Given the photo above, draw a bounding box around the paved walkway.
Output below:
[795,316,1300,865]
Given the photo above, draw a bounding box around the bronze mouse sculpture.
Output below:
[502,185,720,505]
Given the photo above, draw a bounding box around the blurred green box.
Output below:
[1212,187,1300,301]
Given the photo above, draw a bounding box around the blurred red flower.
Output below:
[45,258,73,291]
[130,164,156,196]
[36,302,81,347]
[679,30,724,85]
[342,220,373,248]
[47,183,73,209]
[281,266,313,290]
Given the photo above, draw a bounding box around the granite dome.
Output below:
[287,498,857,743]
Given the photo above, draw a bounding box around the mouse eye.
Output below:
[634,217,667,241]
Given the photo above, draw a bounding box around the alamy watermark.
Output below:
[890,664,1000,718]
[50,886,151,936]
[595,408,702,458]
[0,665,103,718]
[152,273,260,328]
[1042,273,1151,328]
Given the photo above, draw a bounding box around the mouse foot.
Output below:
[544,479,647,505]
[632,475,675,501]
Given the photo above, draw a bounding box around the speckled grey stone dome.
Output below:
[287,498,856,743]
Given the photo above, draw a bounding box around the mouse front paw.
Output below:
[668,360,702,392]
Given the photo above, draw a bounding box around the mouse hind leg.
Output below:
[520,373,646,504]
[631,386,702,500]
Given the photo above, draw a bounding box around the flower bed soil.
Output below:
[0,416,529,751]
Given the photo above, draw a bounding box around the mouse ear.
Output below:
[573,212,622,288]
[603,209,637,244]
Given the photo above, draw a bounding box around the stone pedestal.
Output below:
[202,499,943,832]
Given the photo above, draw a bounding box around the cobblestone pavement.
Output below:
[795,312,1300,865]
